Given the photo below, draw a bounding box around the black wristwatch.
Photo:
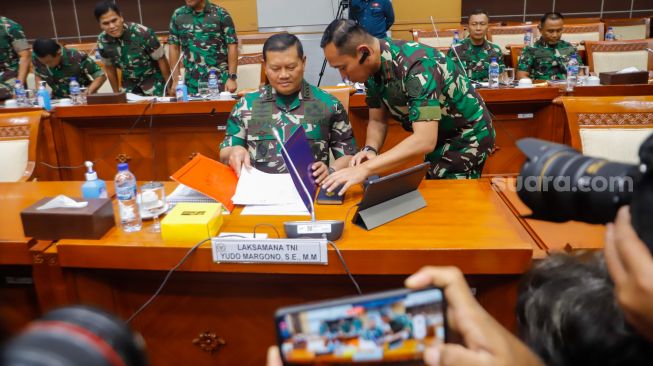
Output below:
[361,145,378,155]
[228,73,238,80]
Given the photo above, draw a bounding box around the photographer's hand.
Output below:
[605,206,653,343]
[266,346,283,366]
[405,267,543,366]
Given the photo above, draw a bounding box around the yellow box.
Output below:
[161,202,224,243]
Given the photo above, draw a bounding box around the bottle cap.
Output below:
[71,76,77,81]
[85,161,98,181]
[117,162,129,171]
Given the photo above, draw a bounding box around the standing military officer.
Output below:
[320,19,495,195]
[0,16,30,98]
[220,33,357,183]
[517,12,582,81]
[32,38,106,98]
[168,0,238,95]
[448,9,505,82]
[95,1,171,96]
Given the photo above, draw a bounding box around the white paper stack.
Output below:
[231,168,309,216]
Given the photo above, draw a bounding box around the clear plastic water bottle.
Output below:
[524,29,532,46]
[175,75,188,102]
[488,57,500,89]
[566,55,579,92]
[114,162,142,232]
[208,70,219,99]
[37,81,51,111]
[605,27,616,41]
[14,80,26,106]
[69,77,81,105]
[452,31,460,46]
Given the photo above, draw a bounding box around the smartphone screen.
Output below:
[275,288,446,364]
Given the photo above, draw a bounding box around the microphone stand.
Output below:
[162,48,185,98]
[272,129,345,241]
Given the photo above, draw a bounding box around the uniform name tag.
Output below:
[211,238,328,265]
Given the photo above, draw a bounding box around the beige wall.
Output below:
[391,0,462,40]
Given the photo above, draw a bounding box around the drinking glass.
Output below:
[578,66,590,85]
[502,68,515,86]
[141,181,166,233]
[197,81,209,99]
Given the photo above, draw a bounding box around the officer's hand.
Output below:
[312,162,329,185]
[225,79,237,93]
[266,346,283,366]
[227,146,251,176]
[405,267,544,366]
[605,206,653,343]
[321,165,369,196]
[169,80,178,97]
[349,150,377,167]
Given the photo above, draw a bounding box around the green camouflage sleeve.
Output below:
[494,45,506,73]
[96,36,113,66]
[31,54,46,79]
[405,59,441,123]
[142,26,164,60]
[167,12,180,46]
[218,7,238,44]
[80,53,104,80]
[220,98,247,149]
[6,18,28,52]
[328,100,357,159]
[364,79,383,109]
[517,47,533,72]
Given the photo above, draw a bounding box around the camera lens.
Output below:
[517,138,638,224]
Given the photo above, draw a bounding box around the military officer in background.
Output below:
[95,1,171,96]
[220,33,357,182]
[168,0,239,95]
[32,38,106,98]
[320,19,495,195]
[0,16,30,98]
[448,9,505,82]
[517,12,582,81]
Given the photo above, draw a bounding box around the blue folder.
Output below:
[280,126,316,213]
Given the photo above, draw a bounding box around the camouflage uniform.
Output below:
[97,22,166,96]
[168,2,238,94]
[517,37,583,80]
[32,47,105,99]
[220,80,358,173]
[366,39,495,179]
[447,38,505,82]
[0,16,29,96]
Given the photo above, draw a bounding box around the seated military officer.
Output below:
[32,38,106,99]
[95,1,171,96]
[220,33,357,184]
[517,12,583,81]
[447,9,504,82]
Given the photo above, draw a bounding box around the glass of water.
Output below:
[578,66,590,85]
[197,81,209,99]
[140,181,166,233]
[502,68,515,86]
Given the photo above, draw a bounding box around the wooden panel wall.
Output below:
[391,0,462,40]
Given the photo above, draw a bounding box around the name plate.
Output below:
[211,237,328,265]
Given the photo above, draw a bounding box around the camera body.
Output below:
[516,136,653,251]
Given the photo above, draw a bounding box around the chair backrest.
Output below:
[320,86,351,112]
[561,23,605,48]
[62,43,97,58]
[561,96,653,164]
[0,110,43,182]
[584,40,652,73]
[412,27,465,48]
[237,53,266,92]
[509,45,525,68]
[565,17,602,24]
[488,25,539,55]
[238,32,279,55]
[604,17,651,40]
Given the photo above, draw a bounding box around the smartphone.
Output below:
[316,186,345,205]
[275,287,446,364]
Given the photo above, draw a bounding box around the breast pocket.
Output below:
[248,124,278,162]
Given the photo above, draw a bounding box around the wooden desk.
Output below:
[491,177,605,257]
[28,179,533,366]
[0,182,91,336]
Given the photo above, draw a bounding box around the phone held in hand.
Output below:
[316,186,345,205]
[275,287,447,364]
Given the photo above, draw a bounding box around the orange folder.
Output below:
[170,154,238,212]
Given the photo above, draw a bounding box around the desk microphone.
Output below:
[647,48,653,54]
[162,48,185,98]
[272,129,344,241]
